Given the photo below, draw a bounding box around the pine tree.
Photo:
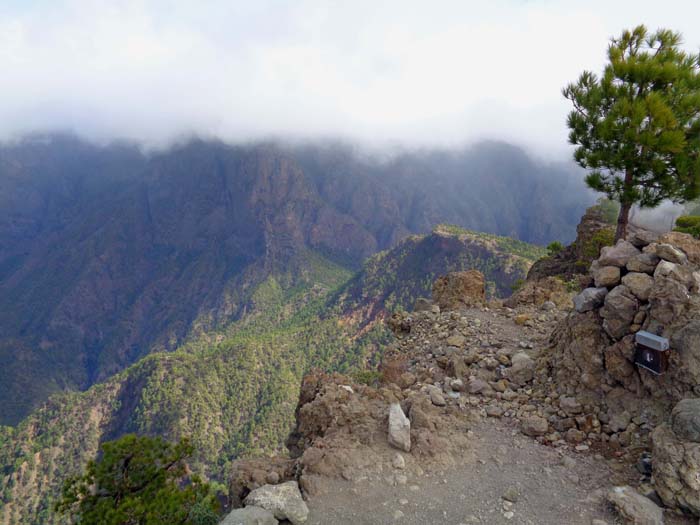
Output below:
[55,434,219,525]
[563,25,700,241]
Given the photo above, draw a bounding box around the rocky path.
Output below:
[306,417,621,524]
[302,301,696,525]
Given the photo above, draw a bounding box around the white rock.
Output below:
[221,506,279,525]
[244,482,309,525]
[388,403,411,452]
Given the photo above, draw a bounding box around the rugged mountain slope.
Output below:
[0,135,591,425]
[0,226,544,525]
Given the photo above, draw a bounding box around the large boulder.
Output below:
[388,402,411,452]
[599,240,641,267]
[221,506,279,525]
[671,398,700,443]
[607,485,664,525]
[432,271,485,311]
[244,482,309,525]
[645,242,689,265]
[659,231,700,265]
[627,252,661,274]
[652,422,700,517]
[621,272,654,301]
[600,285,639,339]
[507,352,535,385]
[573,287,608,313]
[593,264,621,288]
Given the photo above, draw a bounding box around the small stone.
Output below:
[559,396,582,415]
[392,453,405,469]
[508,352,535,385]
[521,416,549,437]
[503,511,514,520]
[561,456,577,470]
[397,372,417,389]
[541,300,556,311]
[393,510,404,520]
[609,411,632,433]
[502,487,520,503]
[486,405,504,418]
[514,314,531,326]
[429,389,447,407]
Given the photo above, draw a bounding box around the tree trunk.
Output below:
[615,169,635,242]
[615,201,632,242]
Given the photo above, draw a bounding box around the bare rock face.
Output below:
[652,420,700,517]
[598,240,641,267]
[229,458,296,508]
[244,482,309,525]
[607,485,664,525]
[388,402,411,452]
[600,285,639,339]
[432,270,485,311]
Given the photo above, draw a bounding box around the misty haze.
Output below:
[1,2,699,525]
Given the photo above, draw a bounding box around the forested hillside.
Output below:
[0,226,544,525]
[0,135,591,425]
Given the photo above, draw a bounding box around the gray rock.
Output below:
[559,396,582,415]
[599,240,641,267]
[645,242,688,265]
[628,229,660,248]
[671,398,700,443]
[244,482,309,525]
[221,506,279,525]
[446,333,467,347]
[600,285,638,339]
[521,416,549,437]
[413,297,433,312]
[594,265,621,288]
[654,260,692,286]
[627,253,660,274]
[609,410,632,433]
[670,321,700,386]
[607,485,664,525]
[388,402,411,452]
[540,300,556,311]
[621,272,654,301]
[573,287,608,313]
[427,386,447,407]
[508,352,535,385]
[468,378,491,394]
[652,423,700,516]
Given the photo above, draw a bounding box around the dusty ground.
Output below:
[307,416,694,524]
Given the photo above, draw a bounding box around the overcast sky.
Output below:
[0,0,698,157]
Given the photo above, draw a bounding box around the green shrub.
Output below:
[674,215,700,238]
[353,369,382,387]
[546,241,564,256]
[510,278,525,293]
[581,229,615,259]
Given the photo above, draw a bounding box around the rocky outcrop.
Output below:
[432,270,486,310]
[504,276,573,309]
[243,482,309,525]
[527,204,614,281]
